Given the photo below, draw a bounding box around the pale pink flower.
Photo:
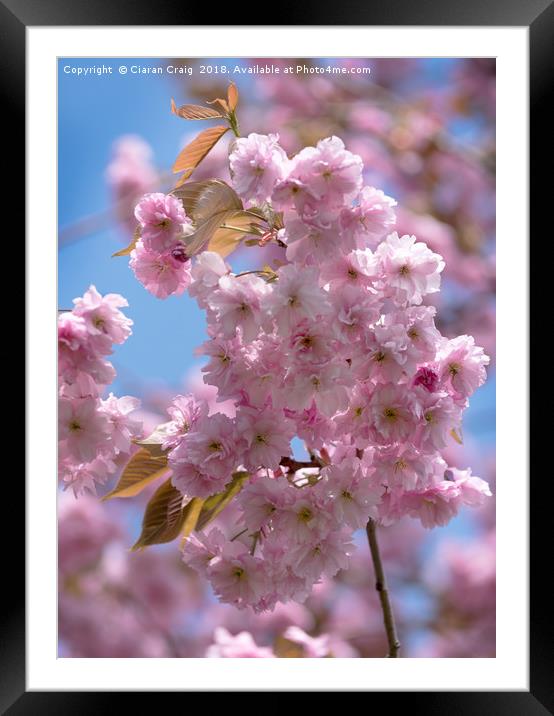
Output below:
[286,136,363,208]
[208,553,268,609]
[376,232,445,305]
[239,475,295,532]
[414,388,462,452]
[366,320,411,383]
[72,285,133,345]
[266,264,329,332]
[340,186,397,249]
[171,462,226,498]
[438,335,490,399]
[229,133,289,204]
[161,394,209,451]
[331,285,381,343]
[189,251,230,308]
[375,445,431,491]
[129,240,192,299]
[236,405,294,472]
[99,393,142,454]
[182,528,226,573]
[59,455,115,497]
[208,274,269,342]
[285,363,349,417]
[318,459,382,529]
[169,413,242,496]
[320,249,379,288]
[413,366,440,392]
[59,397,111,464]
[206,627,275,658]
[134,192,191,251]
[289,530,354,581]
[369,383,418,443]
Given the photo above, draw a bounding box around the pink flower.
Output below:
[129,239,192,299]
[229,133,289,204]
[369,383,418,443]
[72,285,133,345]
[285,363,349,417]
[59,455,115,497]
[281,136,363,211]
[239,475,295,532]
[376,232,445,305]
[289,529,355,581]
[59,397,111,463]
[340,186,397,249]
[414,388,462,452]
[161,394,209,451]
[206,627,275,658]
[365,320,411,383]
[182,528,226,573]
[189,251,230,308]
[318,459,382,529]
[403,306,442,364]
[320,249,379,288]
[134,192,191,251]
[236,405,294,472]
[266,264,329,332]
[169,413,242,497]
[99,393,142,454]
[331,285,381,343]
[453,468,493,506]
[375,445,431,491]
[413,366,440,392]
[438,335,490,399]
[284,217,341,265]
[171,462,226,498]
[207,274,269,342]
[208,552,268,609]
[275,493,332,544]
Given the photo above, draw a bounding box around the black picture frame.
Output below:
[10,0,549,709]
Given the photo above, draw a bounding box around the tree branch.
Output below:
[279,456,322,472]
[366,517,401,658]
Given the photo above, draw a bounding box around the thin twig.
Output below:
[366,517,401,658]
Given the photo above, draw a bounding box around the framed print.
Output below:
[11,0,549,709]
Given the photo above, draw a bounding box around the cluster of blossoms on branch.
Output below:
[120,131,491,612]
[58,287,143,496]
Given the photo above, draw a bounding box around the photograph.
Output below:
[57,56,497,660]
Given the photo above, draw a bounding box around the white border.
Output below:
[28,26,528,691]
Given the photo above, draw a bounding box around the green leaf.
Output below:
[172,125,229,184]
[131,478,187,550]
[196,471,249,531]
[172,180,265,258]
[102,448,169,500]
[171,99,223,120]
[180,497,205,546]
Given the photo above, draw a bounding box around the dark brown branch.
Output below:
[366,517,401,658]
[279,456,322,472]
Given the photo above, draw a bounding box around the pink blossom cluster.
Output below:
[126,133,491,612]
[58,285,142,496]
[130,193,194,298]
